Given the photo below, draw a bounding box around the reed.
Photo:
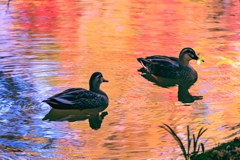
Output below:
[160,124,207,160]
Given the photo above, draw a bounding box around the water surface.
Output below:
[0,0,239,159]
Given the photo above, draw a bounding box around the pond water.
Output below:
[0,0,240,159]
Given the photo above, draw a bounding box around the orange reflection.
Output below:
[9,0,240,159]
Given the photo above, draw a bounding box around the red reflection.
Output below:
[15,0,81,34]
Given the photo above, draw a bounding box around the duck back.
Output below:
[137,55,198,80]
[43,88,108,110]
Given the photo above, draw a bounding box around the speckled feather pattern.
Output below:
[43,72,109,110]
[44,88,108,109]
[45,88,108,109]
[138,55,198,80]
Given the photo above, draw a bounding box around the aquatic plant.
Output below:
[197,56,204,65]
[160,124,207,160]
[194,137,240,160]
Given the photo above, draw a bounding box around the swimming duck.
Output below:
[43,72,109,110]
[137,48,204,80]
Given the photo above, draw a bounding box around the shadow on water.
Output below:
[138,68,203,103]
[43,106,109,130]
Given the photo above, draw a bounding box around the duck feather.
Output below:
[137,48,203,80]
[43,72,108,110]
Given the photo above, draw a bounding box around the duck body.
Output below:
[137,48,203,80]
[43,72,108,110]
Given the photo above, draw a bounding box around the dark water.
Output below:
[0,0,239,159]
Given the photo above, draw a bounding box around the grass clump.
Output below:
[193,137,240,160]
[160,124,207,160]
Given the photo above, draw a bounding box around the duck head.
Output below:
[89,72,108,91]
[180,47,204,63]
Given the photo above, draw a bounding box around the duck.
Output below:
[137,48,204,80]
[43,72,109,110]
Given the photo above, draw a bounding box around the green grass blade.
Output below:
[187,138,191,157]
[195,128,207,151]
[196,127,203,141]
[160,124,208,160]
[200,143,205,153]
[195,128,207,147]
[160,124,188,159]
[187,126,191,156]
[197,128,207,140]
[197,127,204,137]
[192,134,197,154]
[192,127,208,157]
[197,143,201,153]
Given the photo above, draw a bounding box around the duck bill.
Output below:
[103,78,109,82]
[194,55,204,62]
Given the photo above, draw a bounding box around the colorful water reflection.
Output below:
[0,0,239,159]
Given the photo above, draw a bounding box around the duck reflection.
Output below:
[138,68,203,103]
[177,80,203,103]
[43,106,108,130]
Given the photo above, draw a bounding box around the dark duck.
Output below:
[137,48,204,80]
[43,72,109,109]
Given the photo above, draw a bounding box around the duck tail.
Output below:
[137,58,151,72]
[42,99,50,103]
[42,99,62,109]
[137,58,145,63]
[137,58,147,66]
[42,99,55,105]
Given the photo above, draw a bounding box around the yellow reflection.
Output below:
[11,0,240,159]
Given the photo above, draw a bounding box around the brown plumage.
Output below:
[137,48,204,80]
[43,72,108,110]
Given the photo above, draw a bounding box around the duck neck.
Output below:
[90,83,101,93]
[179,59,190,68]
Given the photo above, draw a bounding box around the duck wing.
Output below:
[44,88,108,109]
[145,55,178,62]
[137,56,180,78]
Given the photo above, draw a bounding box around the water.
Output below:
[0,0,239,159]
